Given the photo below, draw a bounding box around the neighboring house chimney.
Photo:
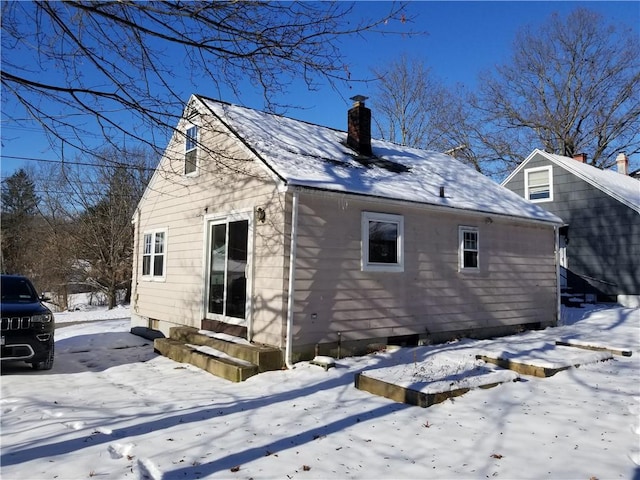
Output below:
[347,95,372,156]
[616,153,629,175]
[573,153,587,163]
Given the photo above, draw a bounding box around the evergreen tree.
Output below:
[1,169,38,216]
[1,169,40,274]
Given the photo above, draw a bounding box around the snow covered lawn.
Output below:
[1,305,639,479]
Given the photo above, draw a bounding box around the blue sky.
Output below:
[1,1,638,178]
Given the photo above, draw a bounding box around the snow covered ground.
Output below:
[1,304,639,479]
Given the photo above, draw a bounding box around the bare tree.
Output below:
[371,55,450,148]
[428,85,519,176]
[36,148,153,308]
[371,56,493,173]
[370,9,639,178]
[476,8,640,170]
[1,1,410,162]
[29,208,76,310]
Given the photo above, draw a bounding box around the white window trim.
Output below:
[141,228,168,281]
[361,211,404,273]
[524,165,553,203]
[184,124,199,176]
[459,226,479,272]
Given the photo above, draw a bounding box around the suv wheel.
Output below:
[32,343,54,371]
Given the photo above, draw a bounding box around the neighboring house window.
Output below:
[525,166,553,202]
[142,230,167,279]
[362,212,404,272]
[459,226,479,271]
[185,125,198,175]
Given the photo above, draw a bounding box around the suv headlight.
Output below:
[32,313,53,323]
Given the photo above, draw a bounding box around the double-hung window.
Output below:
[459,226,479,271]
[142,230,167,279]
[525,166,553,202]
[361,212,404,272]
[185,125,198,175]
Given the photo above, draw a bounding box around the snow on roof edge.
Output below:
[533,150,640,213]
[286,180,563,226]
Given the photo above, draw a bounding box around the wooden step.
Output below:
[168,327,282,372]
[154,337,259,382]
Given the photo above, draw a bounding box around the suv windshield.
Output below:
[1,277,39,304]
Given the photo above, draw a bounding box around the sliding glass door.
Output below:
[206,217,249,324]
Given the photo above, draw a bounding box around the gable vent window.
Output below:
[185,125,198,175]
[459,226,479,271]
[525,166,553,202]
[361,212,404,272]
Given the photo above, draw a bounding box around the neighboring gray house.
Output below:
[131,94,562,372]
[502,149,640,307]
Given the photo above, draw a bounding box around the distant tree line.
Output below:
[1,148,153,310]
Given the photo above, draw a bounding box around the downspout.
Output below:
[132,207,141,315]
[554,226,561,326]
[285,189,299,369]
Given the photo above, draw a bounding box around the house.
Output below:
[131,94,563,375]
[502,149,640,308]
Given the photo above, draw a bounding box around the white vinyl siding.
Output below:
[361,212,404,272]
[292,194,558,349]
[525,166,553,202]
[133,113,287,345]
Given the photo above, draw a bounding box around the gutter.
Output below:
[285,189,300,369]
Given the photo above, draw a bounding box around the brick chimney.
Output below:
[347,95,372,157]
[616,153,629,175]
[573,153,587,163]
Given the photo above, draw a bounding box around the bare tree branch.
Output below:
[476,8,640,170]
[1,1,412,163]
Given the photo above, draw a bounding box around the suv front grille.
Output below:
[1,317,31,330]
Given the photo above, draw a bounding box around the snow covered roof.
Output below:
[197,96,562,224]
[519,149,640,213]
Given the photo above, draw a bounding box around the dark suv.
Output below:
[1,275,55,370]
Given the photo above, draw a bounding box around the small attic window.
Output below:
[525,165,553,202]
[185,125,198,175]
